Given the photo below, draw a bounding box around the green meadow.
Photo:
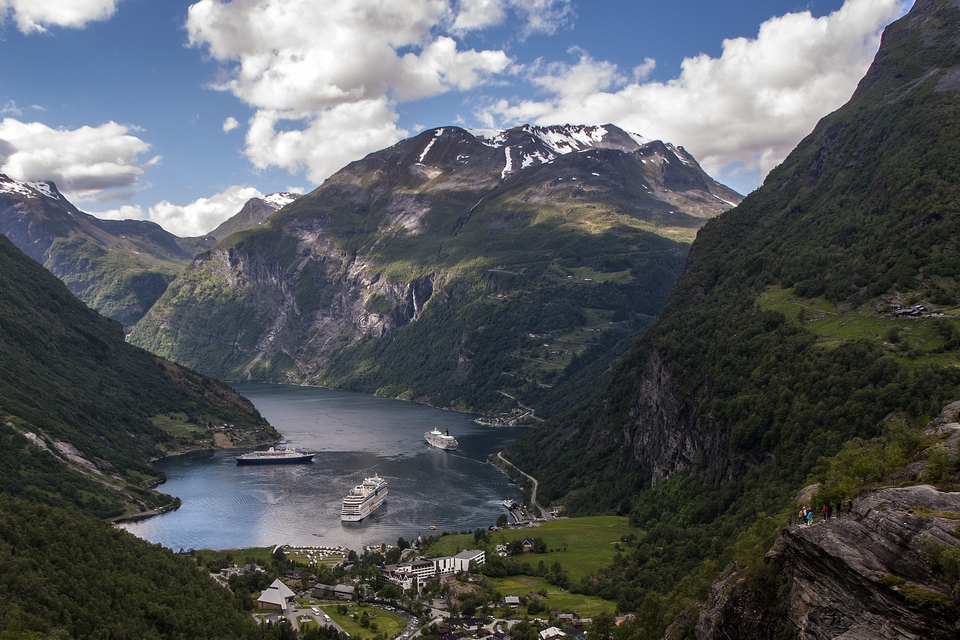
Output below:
[759,286,960,366]
[426,516,630,584]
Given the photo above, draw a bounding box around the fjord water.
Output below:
[120,384,524,551]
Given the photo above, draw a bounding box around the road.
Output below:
[496,451,546,519]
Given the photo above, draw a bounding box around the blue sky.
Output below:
[0,0,912,236]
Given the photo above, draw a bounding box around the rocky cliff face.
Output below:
[131,124,739,414]
[696,485,960,639]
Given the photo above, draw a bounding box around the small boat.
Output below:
[236,446,314,465]
[424,428,458,450]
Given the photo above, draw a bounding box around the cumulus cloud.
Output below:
[145,185,265,237]
[480,0,911,191]
[185,0,541,185]
[452,0,574,36]
[0,0,118,33]
[222,116,240,133]
[0,118,160,201]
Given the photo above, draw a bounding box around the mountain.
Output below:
[0,202,289,637]
[0,230,278,519]
[209,191,301,241]
[503,0,960,636]
[0,176,299,327]
[130,124,740,417]
[0,175,217,326]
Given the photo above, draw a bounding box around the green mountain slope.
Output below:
[0,231,277,519]
[131,124,740,417]
[505,0,960,634]
[0,176,216,326]
[0,207,287,638]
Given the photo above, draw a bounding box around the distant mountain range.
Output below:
[0,176,297,326]
[129,123,741,417]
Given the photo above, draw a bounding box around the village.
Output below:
[204,514,629,640]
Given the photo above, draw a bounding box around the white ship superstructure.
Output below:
[340,475,388,521]
[424,428,458,450]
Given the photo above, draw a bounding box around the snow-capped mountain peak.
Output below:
[0,175,63,202]
[259,192,300,210]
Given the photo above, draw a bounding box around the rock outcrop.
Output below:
[697,486,960,639]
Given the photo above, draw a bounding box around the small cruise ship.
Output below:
[340,475,388,521]
[424,428,458,450]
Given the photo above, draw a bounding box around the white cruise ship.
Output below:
[424,428,458,450]
[340,475,388,521]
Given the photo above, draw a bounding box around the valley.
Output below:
[3,0,960,638]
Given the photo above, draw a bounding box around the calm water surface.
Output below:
[120,384,525,551]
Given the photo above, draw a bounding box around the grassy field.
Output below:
[426,516,630,584]
[310,602,406,639]
[758,286,960,366]
[192,545,348,569]
[491,576,615,617]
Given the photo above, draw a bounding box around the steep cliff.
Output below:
[696,486,960,639]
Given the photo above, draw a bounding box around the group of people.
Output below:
[797,499,853,526]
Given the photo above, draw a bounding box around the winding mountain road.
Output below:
[497,452,545,518]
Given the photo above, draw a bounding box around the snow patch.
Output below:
[468,128,506,148]
[261,192,298,209]
[666,144,692,166]
[626,131,652,147]
[519,150,554,169]
[0,176,60,201]
[418,128,444,164]
[501,147,513,179]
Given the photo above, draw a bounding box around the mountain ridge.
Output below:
[0,174,300,326]
[131,123,741,416]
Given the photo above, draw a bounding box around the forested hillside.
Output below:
[0,222,286,636]
[505,0,960,635]
[0,232,278,518]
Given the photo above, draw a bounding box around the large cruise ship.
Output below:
[340,475,388,521]
[236,446,314,465]
[424,428,458,450]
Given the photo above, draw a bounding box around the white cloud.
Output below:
[480,0,911,192]
[222,116,240,133]
[452,0,573,36]
[0,0,118,33]
[186,0,522,185]
[0,118,160,201]
[245,100,406,185]
[145,185,265,237]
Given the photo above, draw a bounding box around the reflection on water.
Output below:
[120,384,524,551]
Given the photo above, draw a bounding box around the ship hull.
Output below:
[236,454,314,465]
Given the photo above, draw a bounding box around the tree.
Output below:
[496,514,509,528]
[590,612,615,640]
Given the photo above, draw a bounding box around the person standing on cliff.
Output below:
[806,509,813,526]
[823,503,830,521]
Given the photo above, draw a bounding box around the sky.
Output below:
[0,0,913,237]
